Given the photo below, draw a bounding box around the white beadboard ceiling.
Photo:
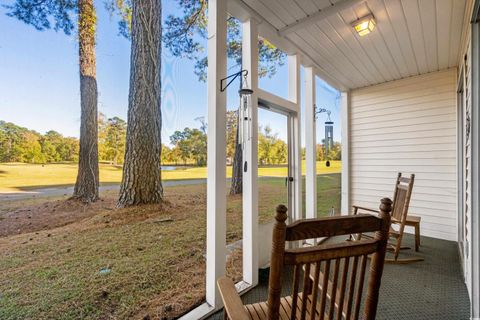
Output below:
[236,0,469,90]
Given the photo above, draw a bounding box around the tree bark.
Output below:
[230,113,242,195]
[117,0,163,206]
[73,0,99,203]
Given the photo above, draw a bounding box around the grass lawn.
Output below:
[0,161,341,192]
[0,174,341,320]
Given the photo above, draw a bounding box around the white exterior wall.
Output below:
[349,69,458,241]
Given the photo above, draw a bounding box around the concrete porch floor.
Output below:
[208,234,470,320]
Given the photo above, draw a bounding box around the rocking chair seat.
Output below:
[244,295,320,320]
[218,277,321,320]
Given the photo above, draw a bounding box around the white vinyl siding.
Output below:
[349,69,458,241]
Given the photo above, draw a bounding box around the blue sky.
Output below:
[0,1,340,146]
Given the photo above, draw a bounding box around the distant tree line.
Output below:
[258,126,287,165]
[164,127,207,166]
[317,141,342,161]
[301,142,342,162]
[162,121,291,167]
[98,114,127,165]
[1,117,341,166]
[0,115,126,165]
[0,121,78,163]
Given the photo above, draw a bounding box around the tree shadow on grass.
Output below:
[8,182,120,192]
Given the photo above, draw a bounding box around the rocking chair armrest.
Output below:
[352,205,380,214]
[217,277,250,320]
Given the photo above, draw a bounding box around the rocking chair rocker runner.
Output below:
[217,198,393,320]
[351,173,423,264]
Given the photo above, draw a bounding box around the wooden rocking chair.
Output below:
[351,173,423,263]
[217,198,393,320]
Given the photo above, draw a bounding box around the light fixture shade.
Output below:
[352,14,376,36]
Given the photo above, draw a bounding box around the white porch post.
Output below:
[206,0,227,308]
[340,91,350,215]
[288,54,303,221]
[242,18,259,286]
[305,67,316,220]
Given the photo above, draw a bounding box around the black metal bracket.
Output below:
[220,69,248,92]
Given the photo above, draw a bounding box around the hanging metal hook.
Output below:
[220,69,249,92]
[315,106,332,122]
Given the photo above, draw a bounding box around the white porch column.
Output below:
[288,54,303,221]
[304,67,317,220]
[340,91,350,215]
[242,18,259,286]
[206,0,227,308]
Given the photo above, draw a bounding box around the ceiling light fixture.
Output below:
[352,14,376,36]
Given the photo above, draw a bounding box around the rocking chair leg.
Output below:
[415,224,420,252]
[384,257,424,264]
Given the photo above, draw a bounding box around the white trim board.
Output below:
[241,18,259,288]
[258,88,298,114]
[469,10,480,317]
[206,0,228,309]
[341,91,351,215]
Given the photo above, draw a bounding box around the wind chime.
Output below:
[315,106,334,167]
[220,69,253,172]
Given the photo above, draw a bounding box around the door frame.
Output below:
[257,102,298,224]
[470,4,480,316]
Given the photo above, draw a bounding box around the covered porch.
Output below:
[208,235,470,319]
[183,0,480,318]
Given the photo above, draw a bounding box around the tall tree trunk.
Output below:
[230,114,242,195]
[117,0,163,206]
[73,0,99,202]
